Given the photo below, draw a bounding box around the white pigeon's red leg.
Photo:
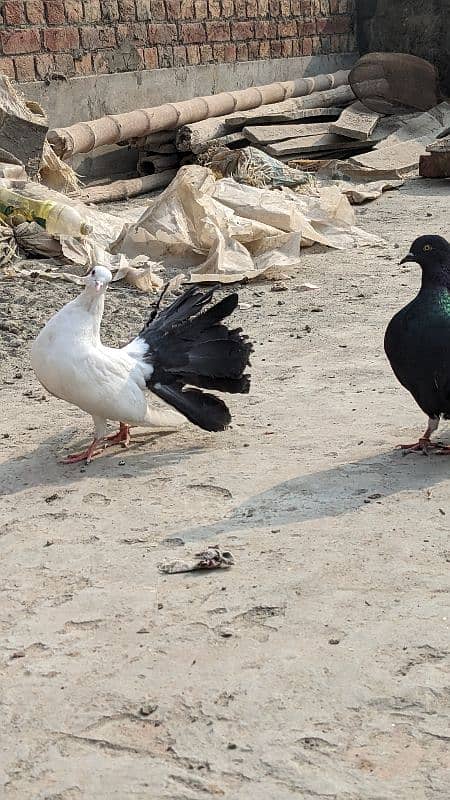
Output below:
[399,417,441,455]
[60,438,106,464]
[105,422,131,448]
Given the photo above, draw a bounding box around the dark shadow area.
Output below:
[173,448,450,541]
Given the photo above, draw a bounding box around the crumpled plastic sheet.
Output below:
[119,165,383,283]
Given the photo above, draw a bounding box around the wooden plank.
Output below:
[266,133,376,158]
[329,101,381,141]
[243,122,331,145]
[225,85,355,129]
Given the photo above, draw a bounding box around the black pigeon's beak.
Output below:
[400,252,416,266]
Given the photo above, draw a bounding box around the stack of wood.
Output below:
[169,89,386,169]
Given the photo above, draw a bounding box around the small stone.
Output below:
[220,629,233,638]
[118,459,126,466]
[139,703,158,716]
[328,638,340,645]
[227,742,237,749]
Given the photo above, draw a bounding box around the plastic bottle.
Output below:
[0,187,92,237]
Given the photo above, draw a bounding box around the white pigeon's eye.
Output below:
[91,269,96,276]
[423,244,432,252]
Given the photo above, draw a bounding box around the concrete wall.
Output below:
[356,0,449,94]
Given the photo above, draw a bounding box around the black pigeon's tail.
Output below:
[135,285,252,431]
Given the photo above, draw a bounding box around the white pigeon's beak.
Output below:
[94,280,103,293]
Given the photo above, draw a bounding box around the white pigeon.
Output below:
[31,266,252,464]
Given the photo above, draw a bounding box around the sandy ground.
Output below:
[0,178,449,800]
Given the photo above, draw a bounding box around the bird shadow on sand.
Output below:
[0,428,206,497]
[171,448,450,542]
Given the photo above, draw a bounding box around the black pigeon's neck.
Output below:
[420,264,450,292]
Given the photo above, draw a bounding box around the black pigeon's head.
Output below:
[401,235,450,275]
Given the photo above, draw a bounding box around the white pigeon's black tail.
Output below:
[135,285,252,431]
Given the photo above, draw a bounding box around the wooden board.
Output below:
[228,107,342,129]
[225,85,355,128]
[419,151,450,178]
[266,133,377,158]
[243,122,331,145]
[329,101,381,141]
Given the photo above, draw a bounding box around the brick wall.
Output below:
[0,0,356,82]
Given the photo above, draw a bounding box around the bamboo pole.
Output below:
[47,70,350,159]
[79,170,177,204]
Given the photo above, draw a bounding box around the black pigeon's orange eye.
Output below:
[423,244,432,252]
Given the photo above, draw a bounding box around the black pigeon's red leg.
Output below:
[60,438,106,464]
[105,422,131,449]
[399,417,441,455]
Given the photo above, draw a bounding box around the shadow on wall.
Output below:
[356,0,449,94]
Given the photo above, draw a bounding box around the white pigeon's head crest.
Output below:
[85,266,113,295]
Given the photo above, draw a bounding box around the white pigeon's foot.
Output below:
[61,438,106,465]
[105,422,131,449]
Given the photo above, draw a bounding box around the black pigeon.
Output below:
[384,234,450,454]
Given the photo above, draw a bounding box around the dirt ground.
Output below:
[1,178,449,800]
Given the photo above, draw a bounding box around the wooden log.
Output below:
[225,85,355,129]
[329,101,381,141]
[176,117,230,152]
[225,107,342,128]
[243,121,331,145]
[195,131,249,153]
[266,133,376,158]
[49,69,351,158]
[79,170,177,204]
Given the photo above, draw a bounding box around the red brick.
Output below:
[279,0,290,13]
[205,21,230,41]
[231,21,254,40]
[281,38,293,57]
[248,40,259,59]
[65,0,83,20]
[118,0,135,18]
[224,42,236,61]
[0,57,16,79]
[100,0,119,19]
[14,55,36,81]
[311,34,321,53]
[290,0,300,13]
[148,22,177,43]
[1,29,41,54]
[157,45,173,66]
[270,38,281,57]
[320,0,329,11]
[150,0,166,16]
[199,43,213,61]
[213,43,224,60]
[92,52,109,73]
[80,25,99,48]
[143,46,158,68]
[257,0,268,13]
[291,38,300,56]
[208,0,220,15]
[45,0,65,23]
[25,0,45,22]
[255,19,276,37]
[221,0,233,15]
[179,22,206,43]
[173,45,187,66]
[246,0,257,13]
[166,0,181,18]
[180,0,194,15]
[194,0,206,17]
[74,52,92,74]
[317,14,351,34]
[339,0,350,10]
[135,0,151,17]
[302,36,312,54]
[330,0,339,10]
[54,53,75,74]
[43,26,80,50]
[298,19,316,35]
[258,40,269,58]
[35,52,54,78]
[278,20,296,37]
[268,0,278,14]
[236,42,248,60]
[3,2,26,24]
[233,0,245,13]
[83,0,101,20]
[131,22,147,41]
[186,44,200,64]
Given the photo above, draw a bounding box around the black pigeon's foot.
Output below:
[398,437,442,456]
[436,446,450,456]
